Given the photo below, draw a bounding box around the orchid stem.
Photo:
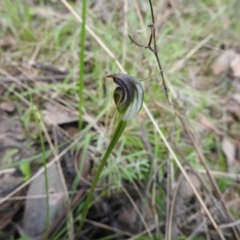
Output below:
[78,120,127,233]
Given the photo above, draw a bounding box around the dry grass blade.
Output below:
[0,75,68,82]
[220,219,240,229]
[167,174,183,240]
[169,34,212,73]
[196,169,240,180]
[85,218,134,237]
[40,119,74,239]
[128,222,164,240]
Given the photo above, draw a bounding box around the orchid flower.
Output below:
[107,73,144,121]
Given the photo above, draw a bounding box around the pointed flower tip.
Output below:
[107,73,144,121]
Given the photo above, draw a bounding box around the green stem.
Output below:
[78,0,87,129]
[79,120,127,232]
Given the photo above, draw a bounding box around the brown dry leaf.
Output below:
[118,200,154,233]
[0,36,18,50]
[198,115,223,136]
[232,94,240,104]
[232,80,240,93]
[0,114,30,167]
[0,115,25,139]
[0,113,32,229]
[0,102,16,113]
[171,172,201,239]
[189,66,200,80]
[0,169,24,229]
[118,205,138,232]
[221,137,235,168]
[43,103,78,125]
[0,169,23,193]
[230,53,240,78]
[188,67,204,89]
[211,49,240,77]
[236,141,240,164]
[178,172,201,197]
[23,163,68,239]
[227,104,240,119]
[74,149,91,179]
[211,50,236,76]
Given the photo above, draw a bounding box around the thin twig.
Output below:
[29,62,69,75]
[0,74,69,82]
[167,174,184,240]
[220,219,240,229]
[196,168,240,180]
[128,222,164,240]
[128,0,169,103]
[0,191,78,201]
[84,218,134,237]
[133,0,145,30]
[122,0,128,66]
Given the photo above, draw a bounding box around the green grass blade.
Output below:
[78,0,88,129]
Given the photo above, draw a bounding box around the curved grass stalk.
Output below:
[79,120,127,232]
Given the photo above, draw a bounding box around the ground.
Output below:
[0,0,240,239]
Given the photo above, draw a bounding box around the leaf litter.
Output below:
[23,163,68,240]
